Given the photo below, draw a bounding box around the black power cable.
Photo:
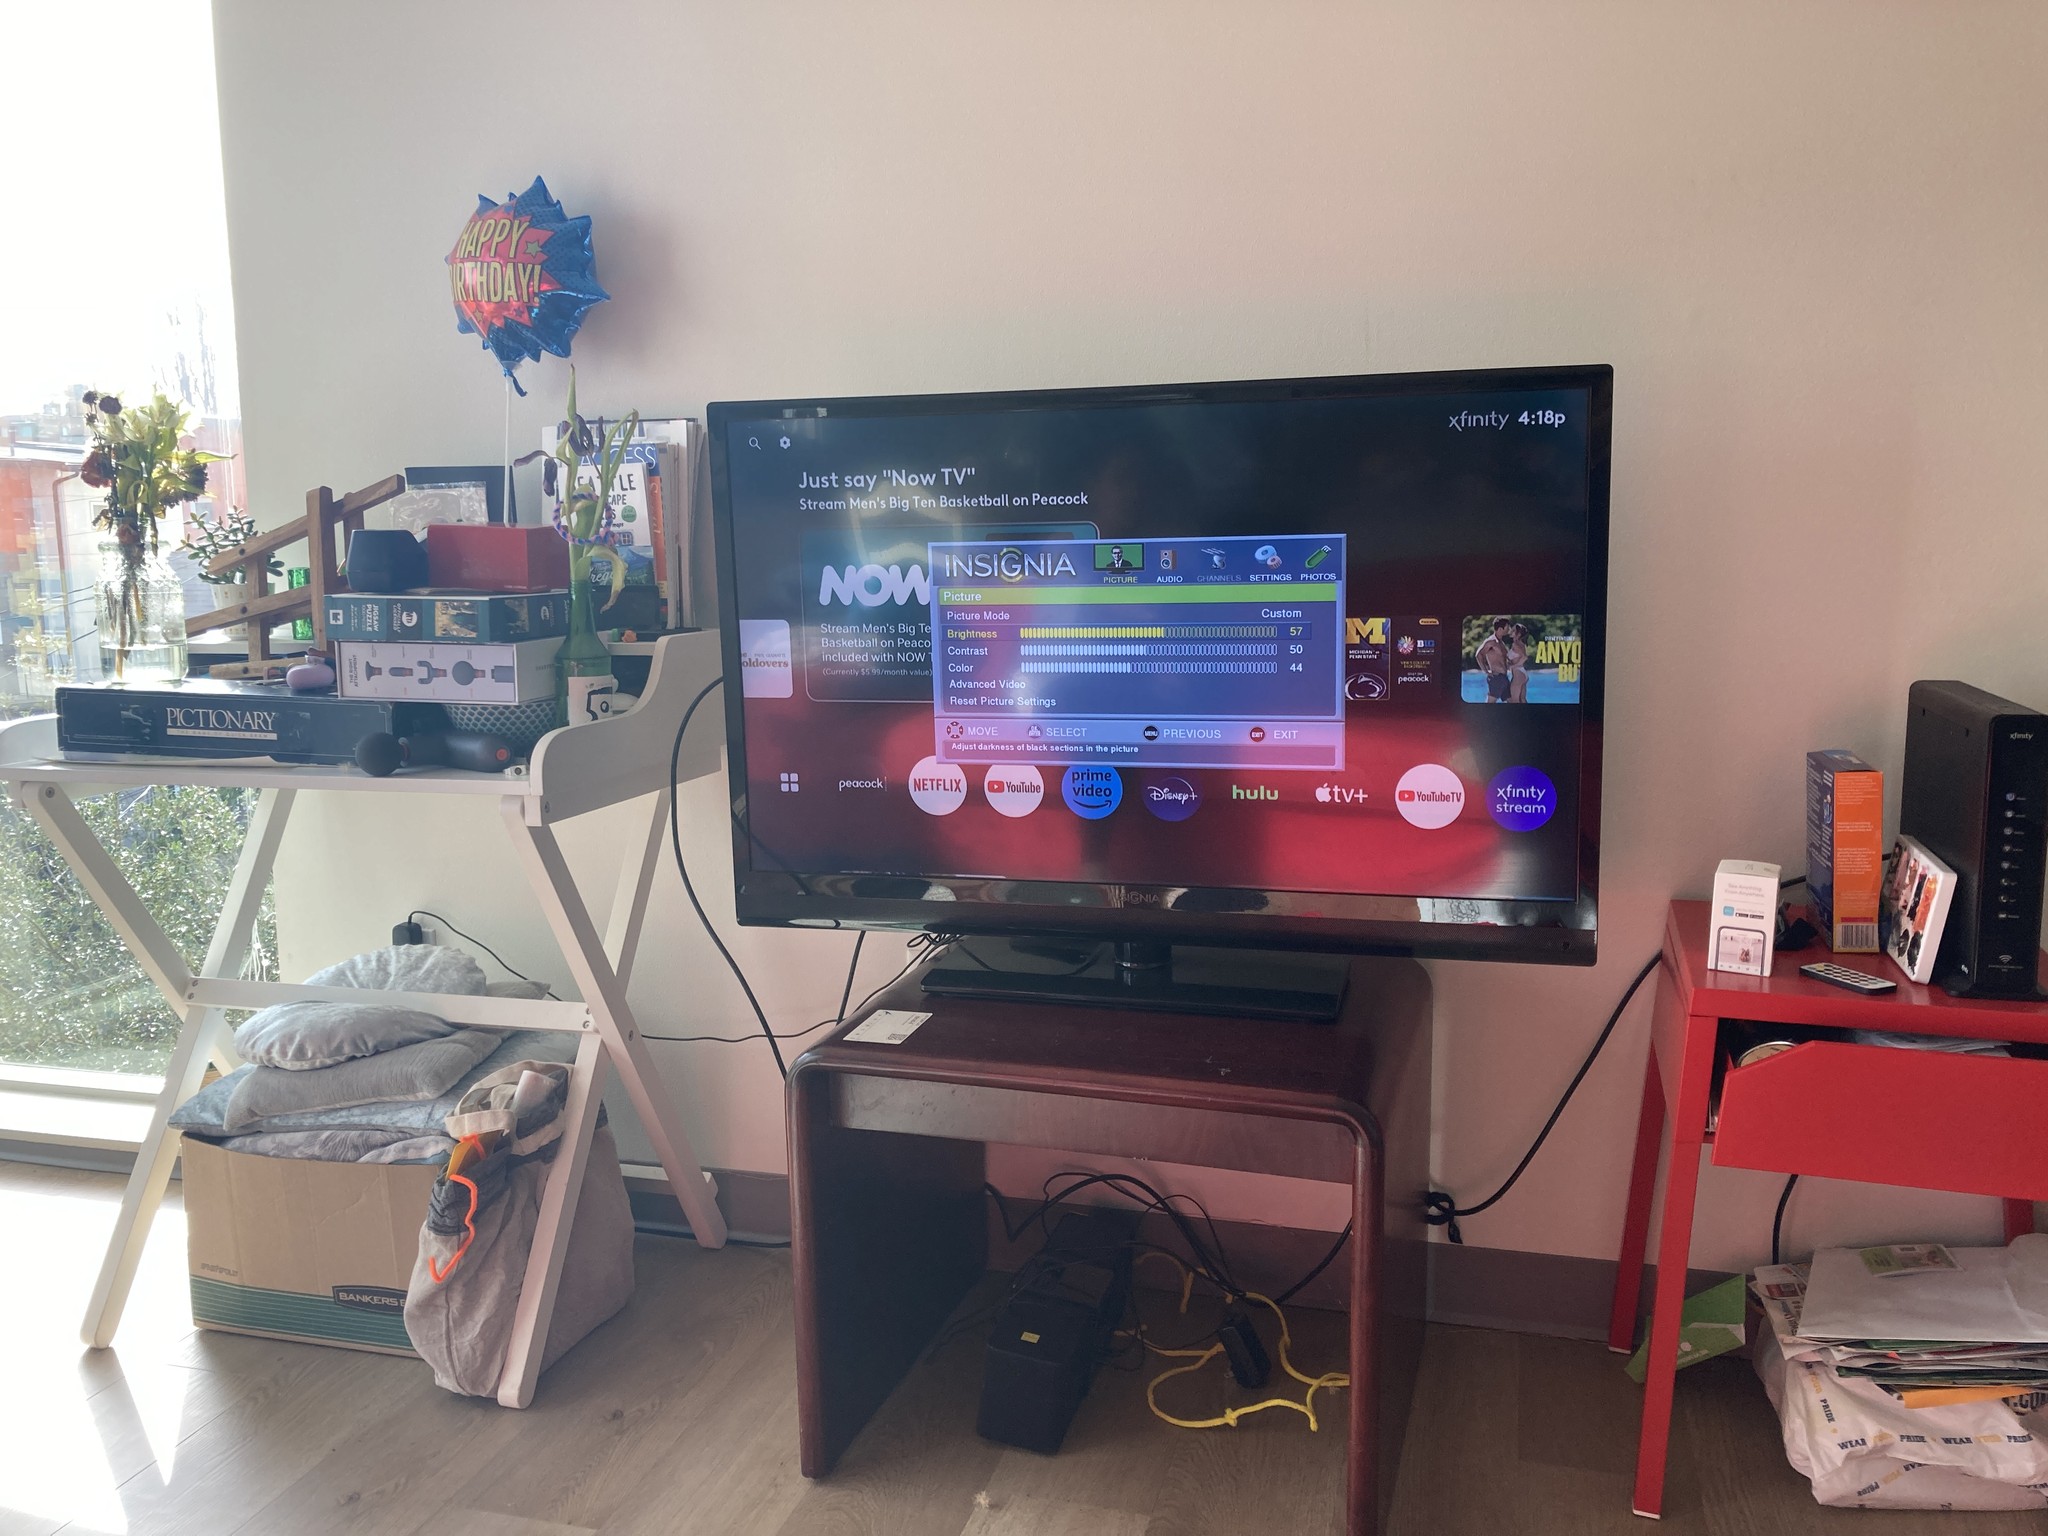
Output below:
[1425,951,1662,1244]
[668,675,785,1077]
[836,931,866,1022]
[407,909,558,998]
[1771,1174,1800,1266]
[643,936,923,1046]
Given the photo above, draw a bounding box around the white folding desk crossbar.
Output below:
[0,630,728,1407]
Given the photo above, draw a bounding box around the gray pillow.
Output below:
[306,944,488,996]
[235,1001,458,1071]
[223,1029,504,1132]
[485,979,551,1000]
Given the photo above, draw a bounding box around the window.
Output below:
[0,0,268,1076]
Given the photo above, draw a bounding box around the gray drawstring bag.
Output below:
[404,1060,636,1396]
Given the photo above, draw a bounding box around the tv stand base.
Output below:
[920,936,1348,1021]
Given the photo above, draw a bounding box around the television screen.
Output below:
[709,366,1610,963]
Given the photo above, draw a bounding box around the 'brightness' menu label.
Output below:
[928,534,1345,770]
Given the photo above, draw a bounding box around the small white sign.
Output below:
[845,1008,931,1045]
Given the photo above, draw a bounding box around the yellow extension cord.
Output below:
[1131,1251,1351,1432]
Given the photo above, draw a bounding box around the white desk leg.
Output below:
[603,787,669,994]
[16,783,294,1348]
[496,1030,607,1408]
[501,801,728,1250]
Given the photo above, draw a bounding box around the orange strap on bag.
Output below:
[428,1136,485,1283]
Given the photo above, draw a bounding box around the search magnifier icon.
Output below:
[748,436,761,450]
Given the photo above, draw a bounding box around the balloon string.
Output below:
[502,376,512,525]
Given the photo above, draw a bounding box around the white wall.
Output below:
[214,1,2048,1271]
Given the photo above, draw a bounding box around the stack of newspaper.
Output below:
[1754,1238,2048,1409]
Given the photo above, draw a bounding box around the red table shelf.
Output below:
[1610,900,2048,1519]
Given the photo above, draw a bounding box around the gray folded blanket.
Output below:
[221,1029,504,1132]
[173,1031,578,1139]
[195,1128,457,1164]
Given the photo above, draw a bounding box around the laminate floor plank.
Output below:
[12,1163,2045,1536]
[99,1349,423,1536]
[957,1492,1150,1536]
[451,1243,797,1534]
[429,1515,599,1536]
[770,1290,1005,1536]
[599,1322,811,1536]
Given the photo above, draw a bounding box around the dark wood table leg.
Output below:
[788,1065,986,1476]
[1348,1134,1382,1536]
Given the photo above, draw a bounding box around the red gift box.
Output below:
[424,524,570,592]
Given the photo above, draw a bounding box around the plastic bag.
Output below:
[1756,1329,2048,1510]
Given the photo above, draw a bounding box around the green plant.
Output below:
[550,368,639,608]
[179,505,282,584]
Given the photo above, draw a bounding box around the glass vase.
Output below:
[95,538,189,683]
[555,543,616,725]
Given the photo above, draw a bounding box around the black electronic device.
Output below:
[708,365,1614,1004]
[55,680,448,765]
[976,1208,1136,1454]
[354,728,517,777]
[1900,680,2048,1000]
[1798,961,1897,995]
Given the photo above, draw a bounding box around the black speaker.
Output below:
[344,528,429,594]
[1900,680,2048,999]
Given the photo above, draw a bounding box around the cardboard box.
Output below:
[1709,858,1780,976]
[324,589,569,645]
[336,637,562,704]
[424,523,569,592]
[1806,749,1885,952]
[180,1136,437,1355]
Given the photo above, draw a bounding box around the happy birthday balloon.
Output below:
[447,177,608,393]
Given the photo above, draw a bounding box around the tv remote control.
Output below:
[1799,961,1898,994]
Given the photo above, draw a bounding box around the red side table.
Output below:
[1611,900,2048,1518]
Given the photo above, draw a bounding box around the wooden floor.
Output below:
[4,1162,2041,1536]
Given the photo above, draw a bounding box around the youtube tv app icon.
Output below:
[1394,763,1464,829]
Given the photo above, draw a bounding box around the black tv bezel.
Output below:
[708,364,1611,966]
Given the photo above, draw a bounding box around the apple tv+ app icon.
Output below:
[1142,775,1201,821]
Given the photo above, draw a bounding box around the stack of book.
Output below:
[329,590,570,752]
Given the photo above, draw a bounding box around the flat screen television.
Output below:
[708,365,1611,1015]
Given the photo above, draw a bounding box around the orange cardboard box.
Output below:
[1806,749,1884,952]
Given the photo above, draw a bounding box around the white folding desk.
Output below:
[0,630,727,1407]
